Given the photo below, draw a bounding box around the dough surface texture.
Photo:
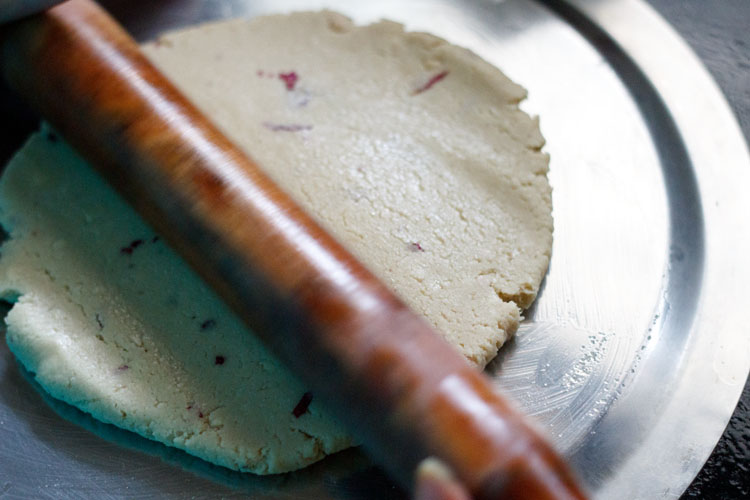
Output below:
[0,11,551,474]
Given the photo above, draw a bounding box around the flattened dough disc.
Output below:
[0,11,551,474]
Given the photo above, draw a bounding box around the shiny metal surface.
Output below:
[0,0,748,498]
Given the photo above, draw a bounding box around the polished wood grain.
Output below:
[0,1,587,498]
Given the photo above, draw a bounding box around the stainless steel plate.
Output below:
[1,0,748,498]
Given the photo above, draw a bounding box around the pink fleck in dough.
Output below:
[412,70,449,95]
[278,71,299,90]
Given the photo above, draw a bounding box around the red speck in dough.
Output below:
[292,392,313,418]
[278,71,299,90]
[187,403,206,419]
[412,70,449,95]
[410,242,425,252]
[120,239,144,255]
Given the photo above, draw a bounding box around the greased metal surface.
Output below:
[0,1,748,499]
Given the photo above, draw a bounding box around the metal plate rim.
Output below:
[567,0,750,496]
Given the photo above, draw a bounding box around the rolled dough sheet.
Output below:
[0,11,552,474]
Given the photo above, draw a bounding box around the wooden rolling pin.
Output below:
[0,1,587,498]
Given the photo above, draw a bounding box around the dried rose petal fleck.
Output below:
[117,364,129,371]
[200,319,217,331]
[410,242,425,252]
[292,392,313,418]
[120,239,144,255]
[278,71,299,90]
[186,403,206,419]
[412,70,449,95]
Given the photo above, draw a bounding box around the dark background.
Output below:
[0,1,748,498]
[645,1,749,498]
